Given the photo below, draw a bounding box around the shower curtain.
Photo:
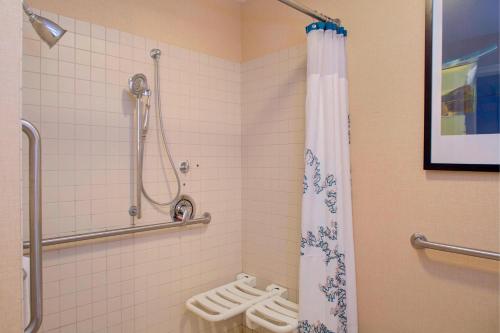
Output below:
[299,22,358,333]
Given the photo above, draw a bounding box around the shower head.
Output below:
[128,73,149,97]
[22,1,66,48]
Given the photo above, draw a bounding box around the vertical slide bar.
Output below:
[22,119,43,333]
[136,98,142,220]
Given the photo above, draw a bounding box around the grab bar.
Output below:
[22,119,43,333]
[24,212,211,249]
[411,233,500,261]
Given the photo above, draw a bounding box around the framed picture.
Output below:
[424,0,500,171]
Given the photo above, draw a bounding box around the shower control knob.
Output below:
[170,195,196,222]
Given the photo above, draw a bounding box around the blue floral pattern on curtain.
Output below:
[300,149,347,333]
[299,21,357,333]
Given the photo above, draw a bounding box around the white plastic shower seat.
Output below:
[185,273,287,322]
[245,295,299,333]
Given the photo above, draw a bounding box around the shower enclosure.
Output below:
[19,1,345,331]
[20,2,213,331]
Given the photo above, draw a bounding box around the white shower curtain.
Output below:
[299,22,358,333]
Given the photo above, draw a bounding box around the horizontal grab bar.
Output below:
[24,213,211,249]
[411,233,500,261]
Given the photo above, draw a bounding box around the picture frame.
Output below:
[424,0,500,172]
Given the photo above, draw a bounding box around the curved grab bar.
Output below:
[22,119,43,333]
[411,233,500,261]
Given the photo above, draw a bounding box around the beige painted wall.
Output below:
[0,0,23,332]
[242,0,311,61]
[29,0,242,62]
[242,1,499,332]
[241,44,307,303]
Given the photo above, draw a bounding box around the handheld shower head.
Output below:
[128,73,149,98]
[22,1,66,48]
[129,73,151,135]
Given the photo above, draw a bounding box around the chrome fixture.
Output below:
[128,73,149,97]
[171,195,196,223]
[128,74,151,219]
[22,1,66,48]
[24,213,211,249]
[150,48,161,60]
[128,206,138,217]
[179,160,190,174]
[22,119,43,333]
[142,49,181,206]
[276,0,341,25]
[128,74,151,134]
[411,233,500,261]
[128,49,181,219]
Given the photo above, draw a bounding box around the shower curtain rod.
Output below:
[276,0,341,25]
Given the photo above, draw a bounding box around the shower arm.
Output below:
[22,0,34,18]
[21,0,67,48]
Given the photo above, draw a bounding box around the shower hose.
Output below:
[140,56,181,206]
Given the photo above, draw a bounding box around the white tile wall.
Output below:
[241,46,307,303]
[22,8,307,333]
[23,10,242,333]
